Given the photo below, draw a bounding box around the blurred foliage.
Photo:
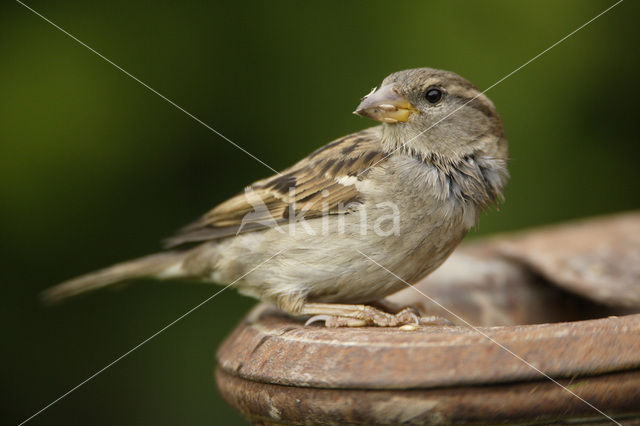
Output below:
[1,0,639,424]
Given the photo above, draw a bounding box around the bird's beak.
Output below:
[353,84,417,123]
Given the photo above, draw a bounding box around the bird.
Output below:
[42,68,509,327]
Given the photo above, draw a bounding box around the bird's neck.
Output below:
[380,125,508,211]
[380,122,470,159]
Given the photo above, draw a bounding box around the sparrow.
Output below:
[43,68,508,327]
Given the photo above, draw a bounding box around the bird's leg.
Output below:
[300,303,443,328]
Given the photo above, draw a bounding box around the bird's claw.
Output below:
[305,315,368,327]
[303,305,446,328]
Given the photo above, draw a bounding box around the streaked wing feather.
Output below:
[164,127,386,247]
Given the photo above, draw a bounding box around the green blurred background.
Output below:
[2,0,639,424]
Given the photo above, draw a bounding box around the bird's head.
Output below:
[354,68,507,161]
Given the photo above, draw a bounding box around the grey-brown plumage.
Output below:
[43,68,509,327]
[163,128,386,246]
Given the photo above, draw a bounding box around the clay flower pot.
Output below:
[216,212,640,425]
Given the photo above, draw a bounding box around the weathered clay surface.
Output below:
[386,249,623,326]
[218,306,640,390]
[495,211,640,307]
[217,368,640,425]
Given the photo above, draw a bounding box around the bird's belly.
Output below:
[305,213,468,303]
[213,195,471,305]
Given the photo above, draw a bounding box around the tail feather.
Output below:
[42,252,185,304]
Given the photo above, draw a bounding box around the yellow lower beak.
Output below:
[354,84,417,123]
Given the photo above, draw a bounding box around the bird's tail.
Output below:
[41,251,186,304]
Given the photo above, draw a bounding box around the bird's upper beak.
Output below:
[353,84,417,123]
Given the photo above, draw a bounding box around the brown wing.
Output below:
[164,126,387,247]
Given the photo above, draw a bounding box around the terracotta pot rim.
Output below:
[217,307,640,390]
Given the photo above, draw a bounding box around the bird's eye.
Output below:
[425,87,443,104]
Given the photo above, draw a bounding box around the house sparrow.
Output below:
[43,68,508,327]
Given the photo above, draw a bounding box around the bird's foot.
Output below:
[301,303,451,328]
